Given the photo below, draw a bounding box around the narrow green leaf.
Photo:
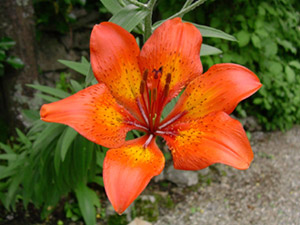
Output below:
[100,0,122,14]
[153,21,236,41]
[200,44,222,56]
[27,84,70,99]
[85,65,96,86]
[162,95,180,119]
[75,183,98,225]
[109,4,149,32]
[22,109,40,122]
[192,23,237,41]
[16,128,31,148]
[0,154,17,161]
[0,143,14,154]
[58,59,90,76]
[70,79,83,92]
[33,123,65,151]
[60,127,78,161]
[36,93,60,103]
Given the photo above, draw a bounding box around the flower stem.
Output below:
[127,0,147,8]
[169,0,207,19]
[144,0,157,42]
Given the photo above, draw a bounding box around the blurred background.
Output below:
[0,0,299,224]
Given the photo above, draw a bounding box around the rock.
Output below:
[153,170,165,182]
[140,195,156,203]
[165,165,198,187]
[73,30,90,50]
[37,35,79,72]
[240,116,262,131]
[128,217,152,225]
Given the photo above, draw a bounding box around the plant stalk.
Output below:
[144,0,157,42]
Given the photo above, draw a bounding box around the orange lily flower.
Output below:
[40,18,262,214]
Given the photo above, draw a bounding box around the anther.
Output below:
[166,73,172,84]
[153,88,157,101]
[163,84,169,98]
[143,69,148,81]
[140,80,145,94]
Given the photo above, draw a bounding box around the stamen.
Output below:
[125,121,148,131]
[166,73,172,84]
[163,84,169,98]
[155,130,176,136]
[137,98,149,125]
[153,88,157,102]
[139,80,145,94]
[143,134,154,148]
[143,69,148,81]
[158,111,186,129]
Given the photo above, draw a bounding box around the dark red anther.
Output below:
[163,84,169,98]
[153,88,157,101]
[166,73,172,84]
[143,69,148,81]
[140,80,145,94]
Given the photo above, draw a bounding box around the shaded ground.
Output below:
[155,126,300,225]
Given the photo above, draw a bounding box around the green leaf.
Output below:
[289,60,300,70]
[0,49,6,60]
[0,154,17,161]
[70,79,83,93]
[75,183,99,225]
[285,65,295,83]
[109,4,149,32]
[264,41,278,56]
[200,44,222,56]
[251,34,261,49]
[236,30,250,47]
[27,84,70,99]
[22,109,40,122]
[162,95,180,119]
[36,93,60,103]
[85,65,96,86]
[33,123,65,152]
[60,127,78,161]
[0,143,14,154]
[6,56,24,69]
[100,0,122,15]
[58,59,90,76]
[192,23,237,41]
[0,37,16,50]
[16,128,31,148]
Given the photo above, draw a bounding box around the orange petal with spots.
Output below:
[161,111,253,170]
[163,63,262,122]
[90,22,142,118]
[40,84,136,148]
[139,18,203,105]
[103,136,164,214]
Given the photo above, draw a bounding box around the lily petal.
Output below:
[103,136,164,214]
[139,18,203,105]
[40,84,136,148]
[163,63,262,122]
[161,111,253,170]
[90,22,142,118]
